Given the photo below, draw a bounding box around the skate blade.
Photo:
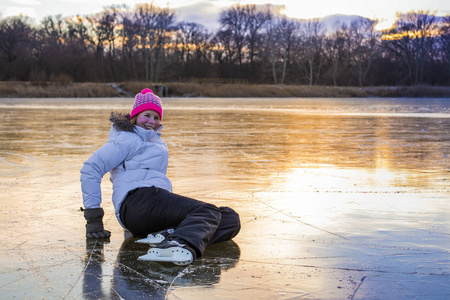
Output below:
[137,246,193,265]
[135,234,165,244]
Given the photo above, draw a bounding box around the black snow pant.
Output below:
[119,186,241,257]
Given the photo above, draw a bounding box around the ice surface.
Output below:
[0,97,449,299]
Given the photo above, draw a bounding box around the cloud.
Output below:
[4,6,37,18]
[174,1,223,31]
[172,1,286,31]
[10,0,40,5]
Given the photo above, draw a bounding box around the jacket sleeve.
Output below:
[80,132,135,209]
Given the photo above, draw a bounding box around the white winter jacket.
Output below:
[80,112,172,227]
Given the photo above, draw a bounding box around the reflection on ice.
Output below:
[82,237,240,299]
[0,97,449,299]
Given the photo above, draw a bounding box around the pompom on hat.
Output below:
[131,88,163,120]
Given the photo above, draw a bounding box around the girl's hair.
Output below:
[130,116,137,125]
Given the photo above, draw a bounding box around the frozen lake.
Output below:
[0,97,449,299]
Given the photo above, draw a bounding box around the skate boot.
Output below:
[138,238,196,266]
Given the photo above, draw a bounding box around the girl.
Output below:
[81,88,241,265]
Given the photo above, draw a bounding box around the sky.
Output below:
[1,0,449,30]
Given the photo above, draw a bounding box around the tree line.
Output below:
[0,3,449,86]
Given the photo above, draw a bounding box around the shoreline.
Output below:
[0,81,449,98]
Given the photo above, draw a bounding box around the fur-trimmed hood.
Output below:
[108,111,162,143]
[110,112,135,132]
[109,111,163,134]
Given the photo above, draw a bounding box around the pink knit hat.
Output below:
[131,88,163,120]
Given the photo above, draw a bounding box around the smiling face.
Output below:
[135,110,161,131]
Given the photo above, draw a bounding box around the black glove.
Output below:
[83,208,111,239]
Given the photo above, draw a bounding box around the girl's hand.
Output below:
[83,208,111,239]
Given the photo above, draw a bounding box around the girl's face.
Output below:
[135,110,161,131]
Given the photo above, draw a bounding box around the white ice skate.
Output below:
[138,240,195,266]
[135,228,175,244]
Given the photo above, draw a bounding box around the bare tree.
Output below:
[438,16,450,83]
[264,9,278,83]
[135,3,175,82]
[0,16,32,79]
[219,4,248,66]
[118,7,140,80]
[99,6,120,61]
[41,15,65,47]
[175,22,211,73]
[86,15,107,60]
[66,16,91,47]
[213,29,235,77]
[64,16,97,81]
[349,17,379,86]
[245,5,270,69]
[136,3,159,82]
[325,23,351,86]
[276,17,298,84]
[265,12,299,84]
[153,6,175,82]
[298,19,326,85]
[191,25,213,66]
[383,10,438,85]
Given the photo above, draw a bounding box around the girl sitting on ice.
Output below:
[80,88,240,265]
